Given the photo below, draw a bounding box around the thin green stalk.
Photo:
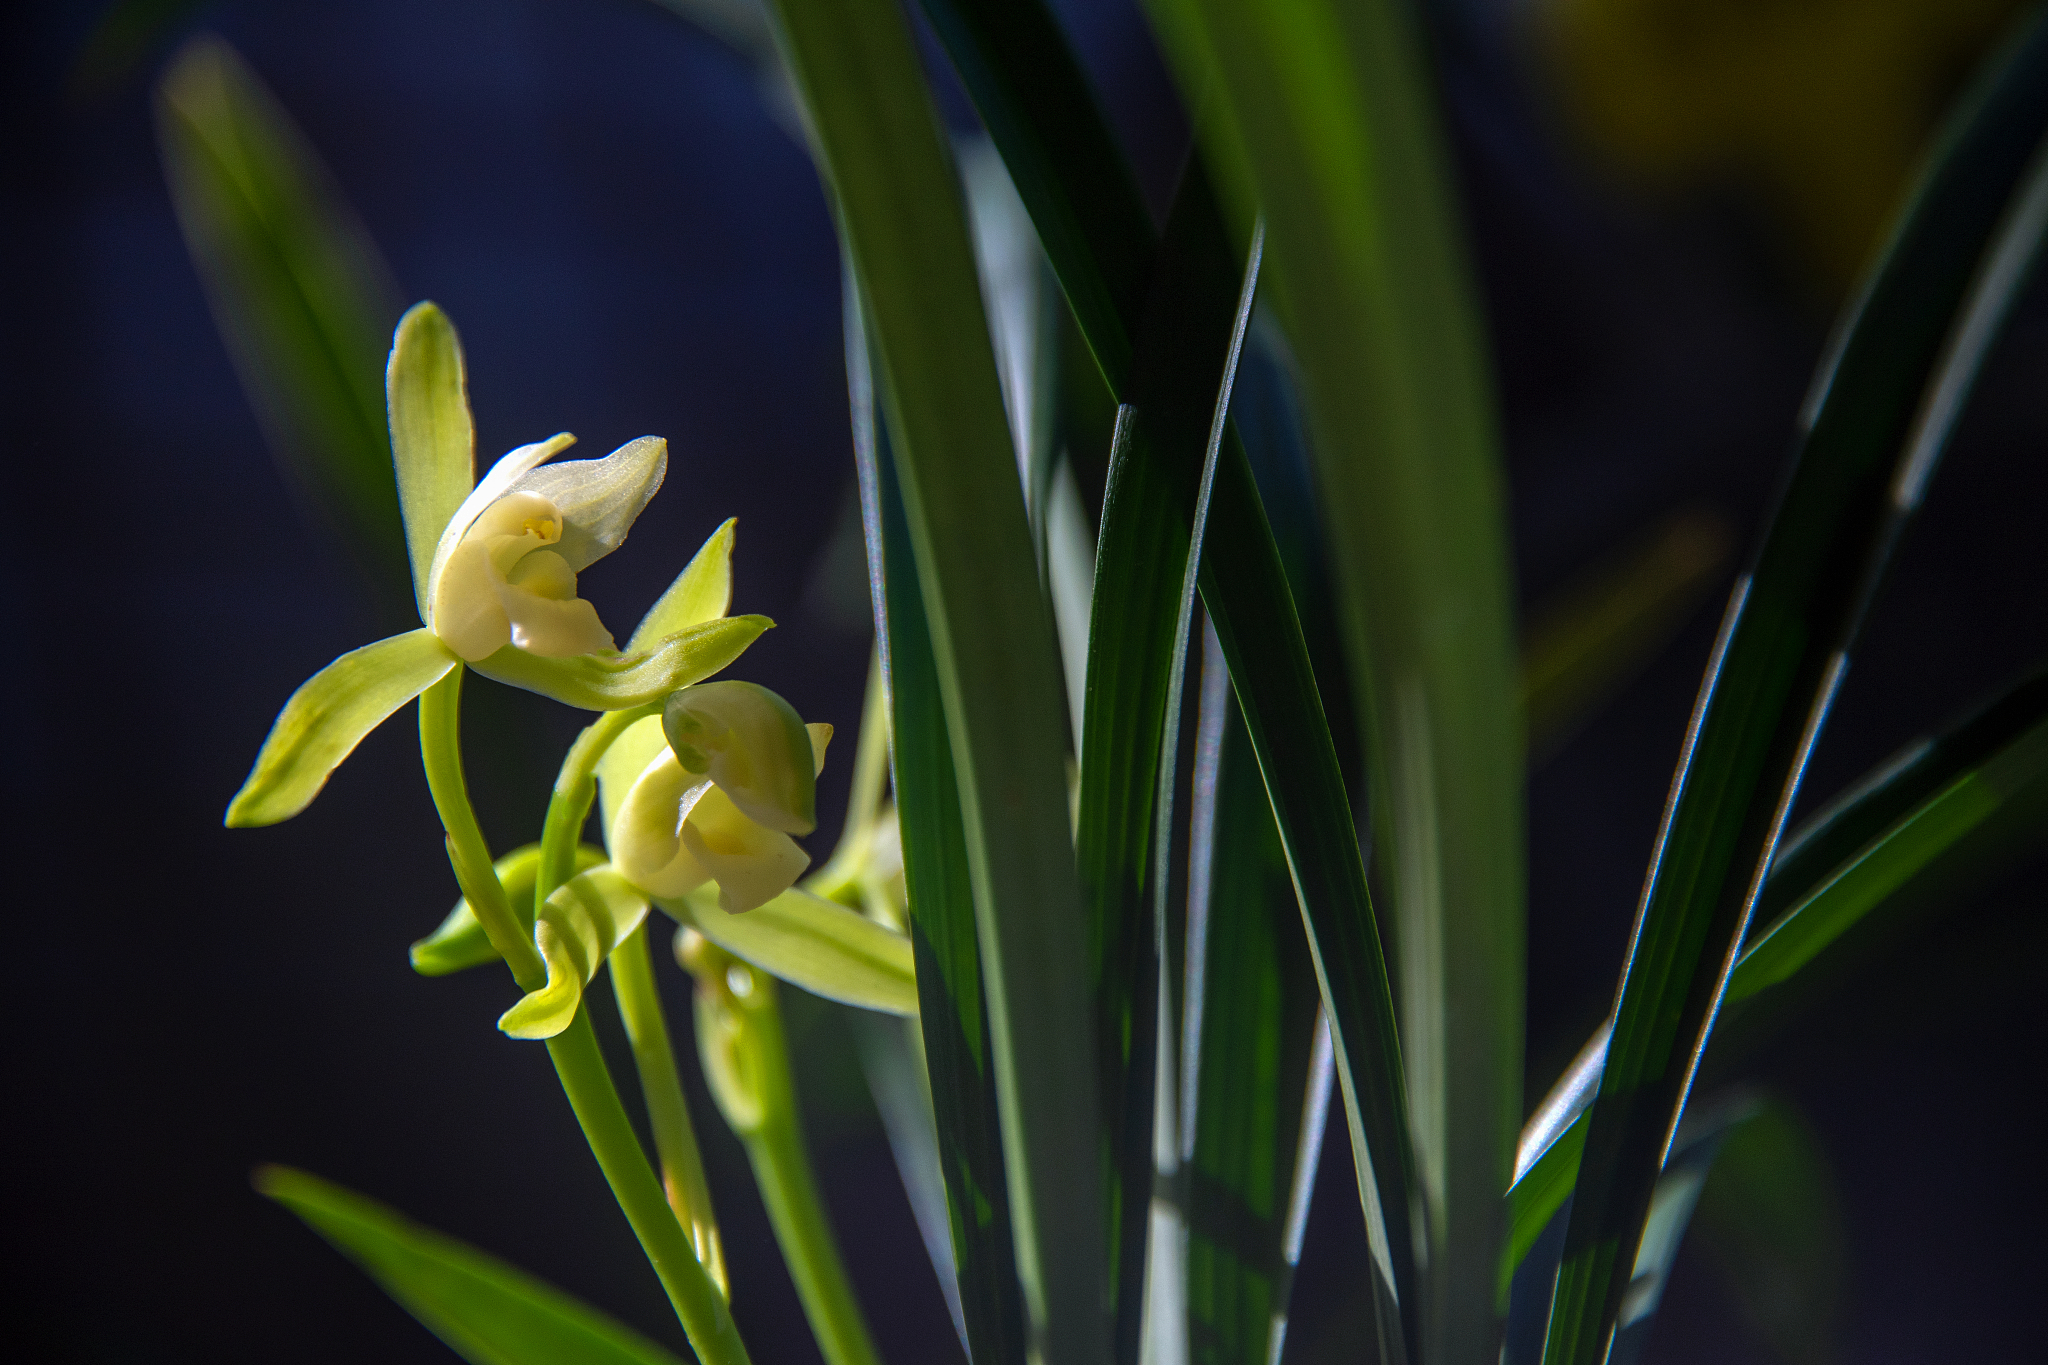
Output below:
[538,702,664,915]
[613,923,729,1299]
[417,668,746,1365]
[686,939,883,1365]
[418,669,545,989]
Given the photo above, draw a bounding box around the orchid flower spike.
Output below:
[608,683,833,914]
[225,302,771,828]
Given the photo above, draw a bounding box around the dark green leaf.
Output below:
[156,38,410,612]
[1180,637,1329,1365]
[1075,161,1263,1364]
[846,289,1026,1365]
[1541,18,2048,1358]
[257,1165,687,1365]
[912,6,1421,1356]
[764,6,1103,1356]
[1137,3,1527,1356]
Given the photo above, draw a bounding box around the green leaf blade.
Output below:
[770,1,1105,1358]
[258,1165,688,1365]
[849,289,1027,1365]
[1543,19,2048,1355]
[1136,3,1526,1356]
[156,37,409,604]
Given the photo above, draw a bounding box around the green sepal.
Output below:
[664,680,818,835]
[411,842,607,976]
[469,615,772,711]
[387,301,476,623]
[629,518,737,651]
[226,628,459,827]
[660,887,917,1017]
[499,867,651,1040]
[256,1165,689,1365]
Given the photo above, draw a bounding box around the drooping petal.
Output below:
[499,549,617,657]
[662,886,916,1016]
[627,518,737,651]
[663,681,819,834]
[512,435,667,573]
[425,432,576,615]
[471,614,772,711]
[678,783,812,913]
[226,629,459,827]
[386,302,476,622]
[498,868,649,1040]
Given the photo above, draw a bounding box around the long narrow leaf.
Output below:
[1506,664,2048,1282]
[912,7,1422,1357]
[1076,160,1262,1363]
[156,37,408,605]
[847,289,1026,1365]
[258,1166,687,1365]
[1541,20,2048,1353]
[1181,630,1327,1365]
[766,5,1105,1354]
[1136,5,1526,1359]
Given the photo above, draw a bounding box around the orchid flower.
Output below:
[397,528,915,1039]
[226,302,770,829]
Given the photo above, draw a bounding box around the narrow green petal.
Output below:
[628,518,738,652]
[500,868,651,1039]
[411,842,607,976]
[386,302,477,621]
[664,887,917,1017]
[226,629,458,827]
[469,615,772,710]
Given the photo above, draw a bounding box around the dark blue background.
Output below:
[7,1,2043,1361]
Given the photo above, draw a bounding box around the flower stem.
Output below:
[612,922,729,1298]
[417,670,746,1364]
[537,701,662,915]
[685,939,884,1365]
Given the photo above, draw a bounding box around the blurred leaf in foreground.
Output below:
[258,1165,688,1365]
[156,36,409,608]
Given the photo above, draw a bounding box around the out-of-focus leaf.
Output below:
[156,38,409,607]
[1522,510,1734,759]
[913,5,1422,1355]
[846,284,1026,1365]
[663,887,917,1018]
[1138,2,1526,1356]
[1537,17,2048,1357]
[771,1,1103,1358]
[469,616,772,711]
[853,1012,970,1352]
[226,629,459,828]
[1690,1100,1847,1365]
[1603,1094,1762,1365]
[257,1165,689,1365]
[72,0,210,100]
